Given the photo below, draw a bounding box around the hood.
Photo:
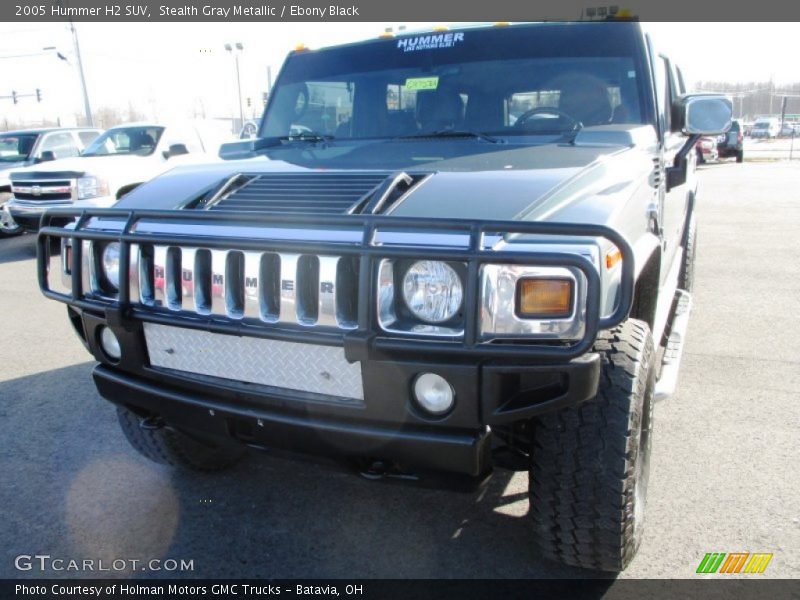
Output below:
[9,155,156,181]
[115,126,658,223]
[0,161,26,173]
[0,161,26,185]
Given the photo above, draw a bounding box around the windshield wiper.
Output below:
[396,130,503,144]
[278,132,335,143]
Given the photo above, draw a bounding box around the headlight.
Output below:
[402,260,463,323]
[77,175,109,200]
[101,242,121,290]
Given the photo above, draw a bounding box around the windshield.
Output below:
[262,23,646,142]
[83,126,165,157]
[0,133,39,163]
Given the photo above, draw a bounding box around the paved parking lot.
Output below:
[0,161,798,580]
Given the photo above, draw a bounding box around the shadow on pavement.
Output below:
[0,233,37,266]
[0,362,606,580]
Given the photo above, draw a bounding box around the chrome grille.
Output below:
[12,179,74,201]
[129,243,359,330]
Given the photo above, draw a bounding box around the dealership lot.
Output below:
[0,161,798,579]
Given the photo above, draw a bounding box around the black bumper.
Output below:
[717,145,742,157]
[95,365,495,477]
[81,310,601,478]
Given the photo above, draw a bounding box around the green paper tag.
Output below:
[405,76,439,91]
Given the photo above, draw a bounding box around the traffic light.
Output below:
[246,97,251,108]
[36,88,42,102]
[12,90,17,104]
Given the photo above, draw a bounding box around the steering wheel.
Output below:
[513,106,580,131]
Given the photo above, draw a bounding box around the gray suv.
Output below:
[35,22,731,572]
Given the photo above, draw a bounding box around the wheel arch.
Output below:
[629,234,662,332]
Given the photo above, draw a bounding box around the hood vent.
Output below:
[200,171,428,216]
[204,172,394,215]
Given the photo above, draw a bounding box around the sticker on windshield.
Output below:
[405,77,440,91]
[397,33,465,52]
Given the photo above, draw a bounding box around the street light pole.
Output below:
[57,0,93,126]
[225,42,244,131]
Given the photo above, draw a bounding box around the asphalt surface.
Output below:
[1,161,798,580]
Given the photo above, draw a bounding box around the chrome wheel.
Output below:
[0,193,23,237]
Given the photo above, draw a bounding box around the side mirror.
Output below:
[672,94,733,135]
[36,150,56,163]
[163,143,189,159]
[666,94,732,192]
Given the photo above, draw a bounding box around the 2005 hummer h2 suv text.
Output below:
[37,22,732,571]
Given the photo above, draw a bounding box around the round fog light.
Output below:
[99,326,122,360]
[413,373,455,415]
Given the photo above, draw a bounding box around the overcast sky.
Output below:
[1,22,797,127]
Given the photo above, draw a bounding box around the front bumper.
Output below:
[78,308,601,477]
[9,196,116,230]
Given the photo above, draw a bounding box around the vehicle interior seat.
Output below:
[18,137,35,157]
[415,89,465,132]
[548,72,613,126]
[129,131,156,152]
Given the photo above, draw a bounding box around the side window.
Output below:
[674,65,687,95]
[78,131,99,147]
[663,57,681,133]
[39,132,80,159]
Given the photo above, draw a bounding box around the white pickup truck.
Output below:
[7,121,228,231]
[0,127,101,236]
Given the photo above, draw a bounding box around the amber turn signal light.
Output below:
[516,278,573,318]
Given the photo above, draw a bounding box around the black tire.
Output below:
[0,192,24,238]
[678,214,697,292]
[116,406,246,472]
[529,319,655,572]
[736,150,744,163]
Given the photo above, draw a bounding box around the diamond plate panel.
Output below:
[144,323,364,400]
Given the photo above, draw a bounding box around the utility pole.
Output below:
[780,96,788,128]
[60,5,93,127]
[225,43,244,130]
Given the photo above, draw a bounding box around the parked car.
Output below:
[717,119,744,162]
[0,127,100,236]
[7,121,226,232]
[239,119,261,139]
[35,21,732,572]
[779,122,798,137]
[696,136,718,163]
[750,117,780,139]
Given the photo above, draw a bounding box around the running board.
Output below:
[654,289,693,401]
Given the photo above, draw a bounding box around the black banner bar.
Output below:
[3,579,800,600]
[6,0,800,22]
